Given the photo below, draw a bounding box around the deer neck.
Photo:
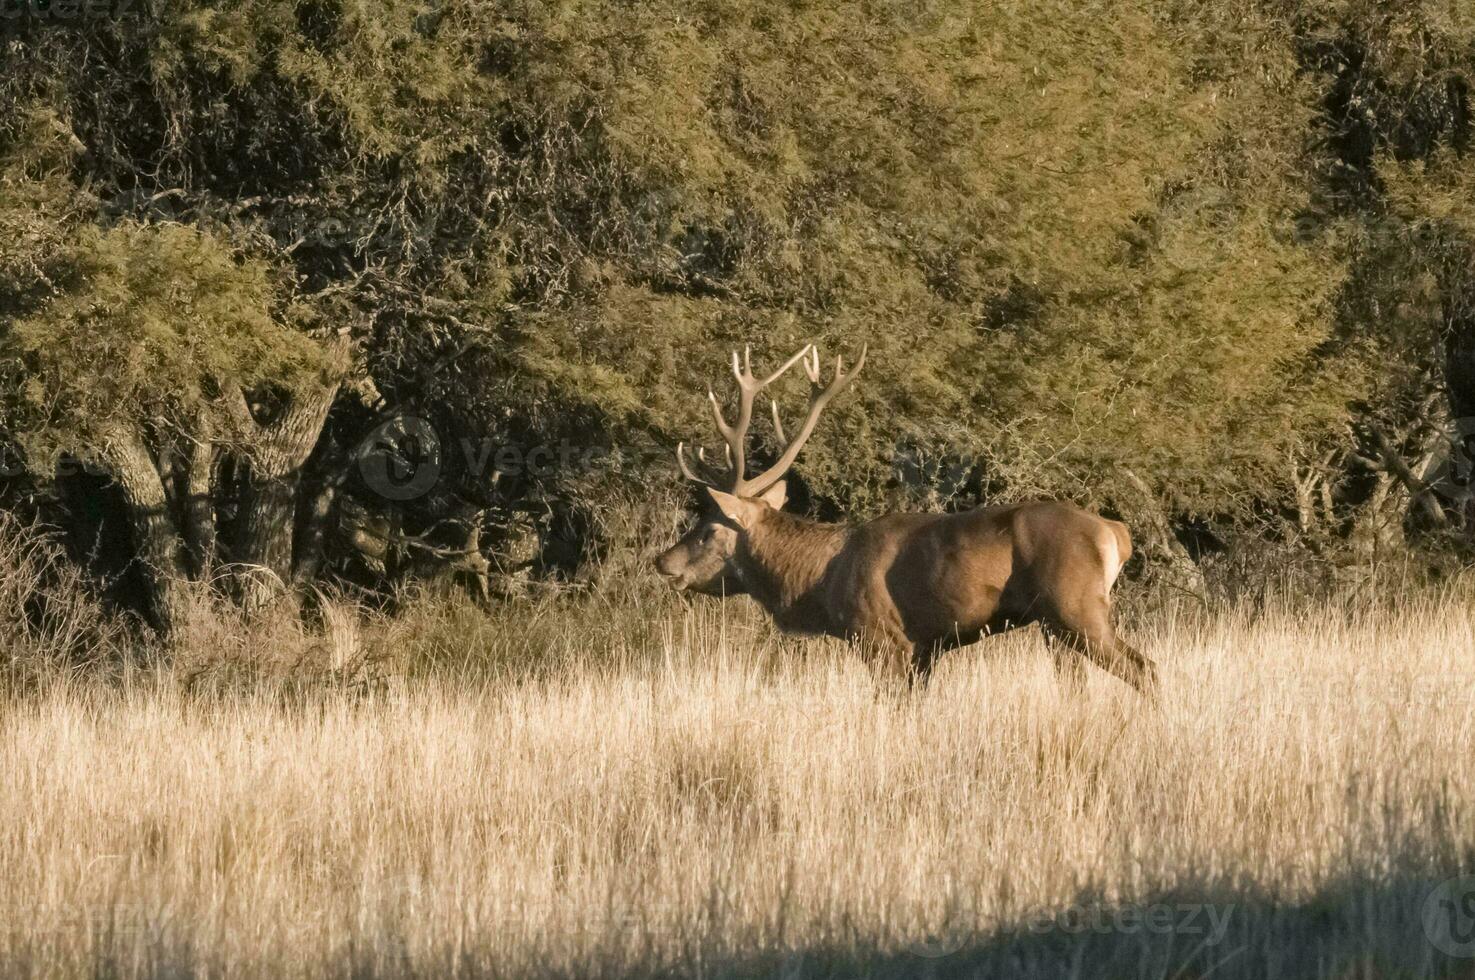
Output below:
[735,511,848,630]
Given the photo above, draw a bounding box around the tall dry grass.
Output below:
[1,570,1474,978]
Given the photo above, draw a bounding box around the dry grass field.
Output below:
[2,581,1475,979]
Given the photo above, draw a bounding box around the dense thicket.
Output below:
[1,0,1472,628]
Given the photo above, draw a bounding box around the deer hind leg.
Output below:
[1043,600,1158,698]
[1042,630,1087,693]
[909,641,942,686]
[881,639,936,690]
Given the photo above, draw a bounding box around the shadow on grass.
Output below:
[80,871,1474,979]
[711,873,1472,980]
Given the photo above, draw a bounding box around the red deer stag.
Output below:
[654,343,1157,694]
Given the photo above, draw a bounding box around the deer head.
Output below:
[654,342,865,593]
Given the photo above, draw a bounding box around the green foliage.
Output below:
[0,108,87,298]
[1,221,332,464]
[454,0,1364,517]
[2,0,1474,574]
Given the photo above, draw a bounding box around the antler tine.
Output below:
[770,399,787,447]
[676,442,720,487]
[755,344,812,389]
[706,380,748,487]
[737,343,867,496]
[802,343,821,384]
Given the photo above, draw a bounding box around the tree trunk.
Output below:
[1120,469,1207,599]
[1348,471,1408,569]
[104,427,189,635]
[182,430,217,580]
[292,436,348,587]
[235,475,300,609]
[231,378,340,609]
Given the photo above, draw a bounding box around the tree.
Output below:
[3,0,1475,604]
[0,220,344,631]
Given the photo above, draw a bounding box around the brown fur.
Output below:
[659,495,1156,694]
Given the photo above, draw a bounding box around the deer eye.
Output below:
[702,527,716,543]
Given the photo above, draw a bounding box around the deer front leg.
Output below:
[1042,620,1157,698]
[850,627,921,692]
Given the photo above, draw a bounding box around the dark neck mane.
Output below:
[736,511,848,629]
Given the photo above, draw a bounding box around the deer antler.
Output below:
[676,342,865,496]
[710,343,813,486]
[677,343,811,491]
[739,344,865,495]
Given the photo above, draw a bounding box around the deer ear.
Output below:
[757,480,787,511]
[706,487,760,530]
